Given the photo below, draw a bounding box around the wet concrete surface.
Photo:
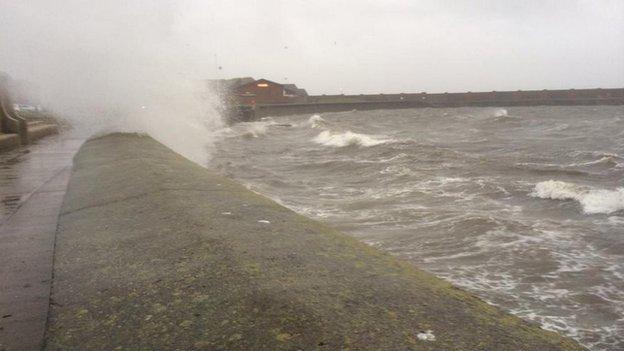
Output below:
[0,133,84,351]
[45,133,585,351]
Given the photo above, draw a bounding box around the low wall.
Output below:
[0,72,58,150]
[46,133,586,350]
[255,100,428,118]
[305,88,624,105]
[0,133,20,150]
[251,87,624,118]
[27,123,58,141]
[0,74,28,144]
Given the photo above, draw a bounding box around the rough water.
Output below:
[209,106,624,350]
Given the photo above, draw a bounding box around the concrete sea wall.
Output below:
[45,133,586,350]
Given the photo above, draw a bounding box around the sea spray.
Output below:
[0,1,224,165]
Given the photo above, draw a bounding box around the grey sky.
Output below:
[1,0,623,96]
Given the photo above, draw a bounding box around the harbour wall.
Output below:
[45,133,586,350]
[251,87,624,118]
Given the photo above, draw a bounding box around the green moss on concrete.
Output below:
[45,133,587,350]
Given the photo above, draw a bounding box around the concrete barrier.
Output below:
[45,133,586,350]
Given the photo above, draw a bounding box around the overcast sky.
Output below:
[1,0,623,95]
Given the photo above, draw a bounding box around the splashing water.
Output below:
[1,1,225,165]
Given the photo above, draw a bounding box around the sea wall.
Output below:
[252,87,624,118]
[46,133,586,350]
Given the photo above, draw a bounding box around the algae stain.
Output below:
[110,296,122,304]
[194,340,213,348]
[152,303,167,313]
[106,314,119,326]
[245,262,261,275]
[276,332,293,342]
[75,309,89,318]
[192,294,210,303]
[180,320,193,328]
[229,333,243,342]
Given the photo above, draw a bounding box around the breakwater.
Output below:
[248,87,623,118]
[45,133,586,350]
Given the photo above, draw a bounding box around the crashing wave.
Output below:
[312,130,392,147]
[305,114,327,128]
[531,180,624,214]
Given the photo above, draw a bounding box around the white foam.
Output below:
[608,216,624,225]
[312,130,392,147]
[232,120,276,138]
[417,330,436,341]
[517,155,623,172]
[548,123,569,132]
[378,152,409,163]
[244,123,269,138]
[305,114,327,128]
[379,165,415,177]
[569,156,622,168]
[531,180,624,214]
[494,108,508,117]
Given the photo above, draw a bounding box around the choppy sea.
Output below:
[210,106,624,350]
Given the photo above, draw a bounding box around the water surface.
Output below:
[210,106,624,350]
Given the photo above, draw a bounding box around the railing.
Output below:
[0,81,28,144]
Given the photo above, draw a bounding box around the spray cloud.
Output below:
[0,0,224,164]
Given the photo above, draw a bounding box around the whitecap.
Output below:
[494,108,508,117]
[234,120,276,138]
[305,114,327,128]
[312,130,393,147]
[531,180,624,214]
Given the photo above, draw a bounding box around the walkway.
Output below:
[0,133,84,351]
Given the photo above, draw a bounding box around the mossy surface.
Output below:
[45,133,586,350]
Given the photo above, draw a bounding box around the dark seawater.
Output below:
[209,106,624,350]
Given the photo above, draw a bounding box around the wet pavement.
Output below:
[0,133,84,351]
